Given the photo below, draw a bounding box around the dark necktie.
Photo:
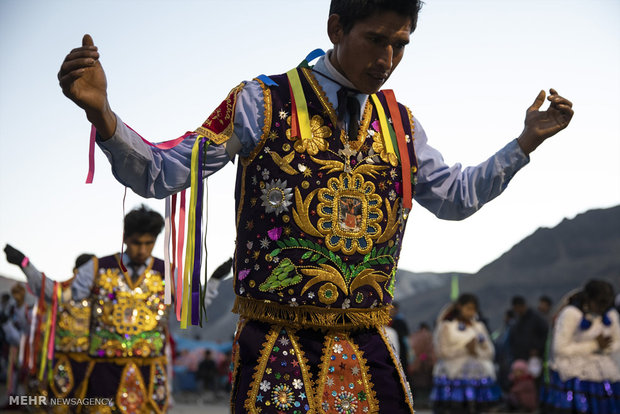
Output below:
[337,87,361,140]
[129,262,142,283]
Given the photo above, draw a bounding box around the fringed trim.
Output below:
[232,296,392,329]
[61,352,167,367]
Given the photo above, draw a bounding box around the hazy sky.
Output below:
[1,0,619,284]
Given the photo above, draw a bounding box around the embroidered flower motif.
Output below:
[279,109,288,120]
[390,168,397,179]
[261,169,270,180]
[388,189,397,201]
[286,114,331,156]
[271,384,295,410]
[260,237,271,249]
[99,269,120,292]
[292,379,303,390]
[268,227,282,241]
[307,291,315,299]
[334,391,358,413]
[260,380,271,392]
[342,298,351,309]
[279,337,290,346]
[371,130,398,167]
[333,344,344,354]
[264,146,271,154]
[351,366,360,376]
[145,273,164,293]
[318,283,339,305]
[260,179,293,216]
[326,377,335,387]
[238,269,251,280]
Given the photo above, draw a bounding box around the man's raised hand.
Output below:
[517,88,574,155]
[58,34,116,138]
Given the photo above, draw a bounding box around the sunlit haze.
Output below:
[1,0,618,284]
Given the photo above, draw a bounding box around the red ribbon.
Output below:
[176,190,186,321]
[382,90,413,210]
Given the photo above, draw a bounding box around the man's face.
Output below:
[124,233,156,265]
[328,11,412,94]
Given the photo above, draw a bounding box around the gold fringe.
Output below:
[232,296,392,330]
[59,352,167,367]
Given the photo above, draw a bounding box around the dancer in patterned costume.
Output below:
[4,206,169,413]
[4,247,94,412]
[541,280,620,413]
[57,1,574,412]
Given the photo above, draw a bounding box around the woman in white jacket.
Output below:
[430,293,501,414]
[542,279,620,413]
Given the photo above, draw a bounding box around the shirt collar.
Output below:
[312,50,369,115]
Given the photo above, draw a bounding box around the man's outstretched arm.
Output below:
[58,34,116,139]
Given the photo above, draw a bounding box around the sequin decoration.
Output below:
[246,328,315,413]
[50,354,74,398]
[149,361,168,413]
[317,334,377,413]
[116,362,147,414]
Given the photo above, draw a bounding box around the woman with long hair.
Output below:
[542,279,620,413]
[430,293,501,414]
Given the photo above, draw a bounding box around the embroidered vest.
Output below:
[197,67,418,329]
[88,255,167,358]
[55,282,91,353]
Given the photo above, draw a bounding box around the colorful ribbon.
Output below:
[164,197,172,305]
[176,191,186,322]
[383,90,413,209]
[181,137,202,328]
[287,68,312,140]
[86,124,191,184]
[370,94,397,158]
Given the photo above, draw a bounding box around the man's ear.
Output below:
[327,14,344,44]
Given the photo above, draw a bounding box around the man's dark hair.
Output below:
[74,253,95,270]
[512,296,526,307]
[124,205,164,238]
[539,295,552,306]
[330,0,424,34]
[584,279,614,307]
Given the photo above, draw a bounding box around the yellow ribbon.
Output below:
[370,94,397,158]
[180,137,202,328]
[286,68,312,139]
[39,307,52,380]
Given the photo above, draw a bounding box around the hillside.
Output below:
[397,205,620,331]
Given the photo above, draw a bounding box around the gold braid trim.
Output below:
[377,327,415,412]
[241,78,273,166]
[244,325,281,413]
[232,296,392,329]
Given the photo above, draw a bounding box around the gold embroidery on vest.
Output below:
[317,173,383,255]
[285,114,332,155]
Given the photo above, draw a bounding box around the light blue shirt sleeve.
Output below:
[97,80,266,199]
[412,117,530,220]
[71,258,96,300]
[21,262,56,302]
